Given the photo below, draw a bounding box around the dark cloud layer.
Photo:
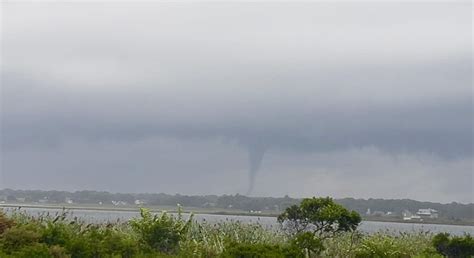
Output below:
[1,2,472,202]
[3,58,471,157]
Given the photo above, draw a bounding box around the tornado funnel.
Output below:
[246,144,266,196]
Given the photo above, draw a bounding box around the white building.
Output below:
[402,210,421,221]
[416,208,438,219]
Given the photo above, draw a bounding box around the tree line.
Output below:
[0,189,472,221]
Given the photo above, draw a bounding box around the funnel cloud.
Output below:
[246,144,266,196]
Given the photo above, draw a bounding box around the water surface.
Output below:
[6,207,473,236]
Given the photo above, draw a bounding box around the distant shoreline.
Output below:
[1,203,473,227]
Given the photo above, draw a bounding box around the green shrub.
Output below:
[41,219,75,247]
[10,243,52,258]
[289,232,324,256]
[63,224,140,258]
[130,208,193,254]
[48,245,69,258]
[63,226,102,258]
[0,224,42,254]
[0,211,14,235]
[432,233,474,258]
[99,227,139,257]
[221,242,301,258]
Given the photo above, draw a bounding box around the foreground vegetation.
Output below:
[0,197,472,257]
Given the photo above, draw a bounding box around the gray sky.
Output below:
[1,1,472,203]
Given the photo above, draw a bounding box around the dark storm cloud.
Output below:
[3,58,471,157]
[1,2,472,201]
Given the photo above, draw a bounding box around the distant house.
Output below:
[112,201,128,206]
[202,202,216,208]
[403,210,421,221]
[416,208,438,219]
[366,208,395,217]
[371,211,386,217]
[403,208,438,221]
[135,200,147,205]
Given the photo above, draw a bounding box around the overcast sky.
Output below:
[1,1,472,203]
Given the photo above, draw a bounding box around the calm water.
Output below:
[5,207,474,236]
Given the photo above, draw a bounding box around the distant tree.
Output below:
[277,197,361,239]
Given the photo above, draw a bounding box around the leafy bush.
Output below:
[289,232,324,256]
[432,233,474,258]
[221,242,301,258]
[9,243,51,258]
[130,208,193,254]
[48,245,69,258]
[63,224,140,258]
[0,212,14,235]
[41,217,75,247]
[0,224,42,254]
[0,210,145,258]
